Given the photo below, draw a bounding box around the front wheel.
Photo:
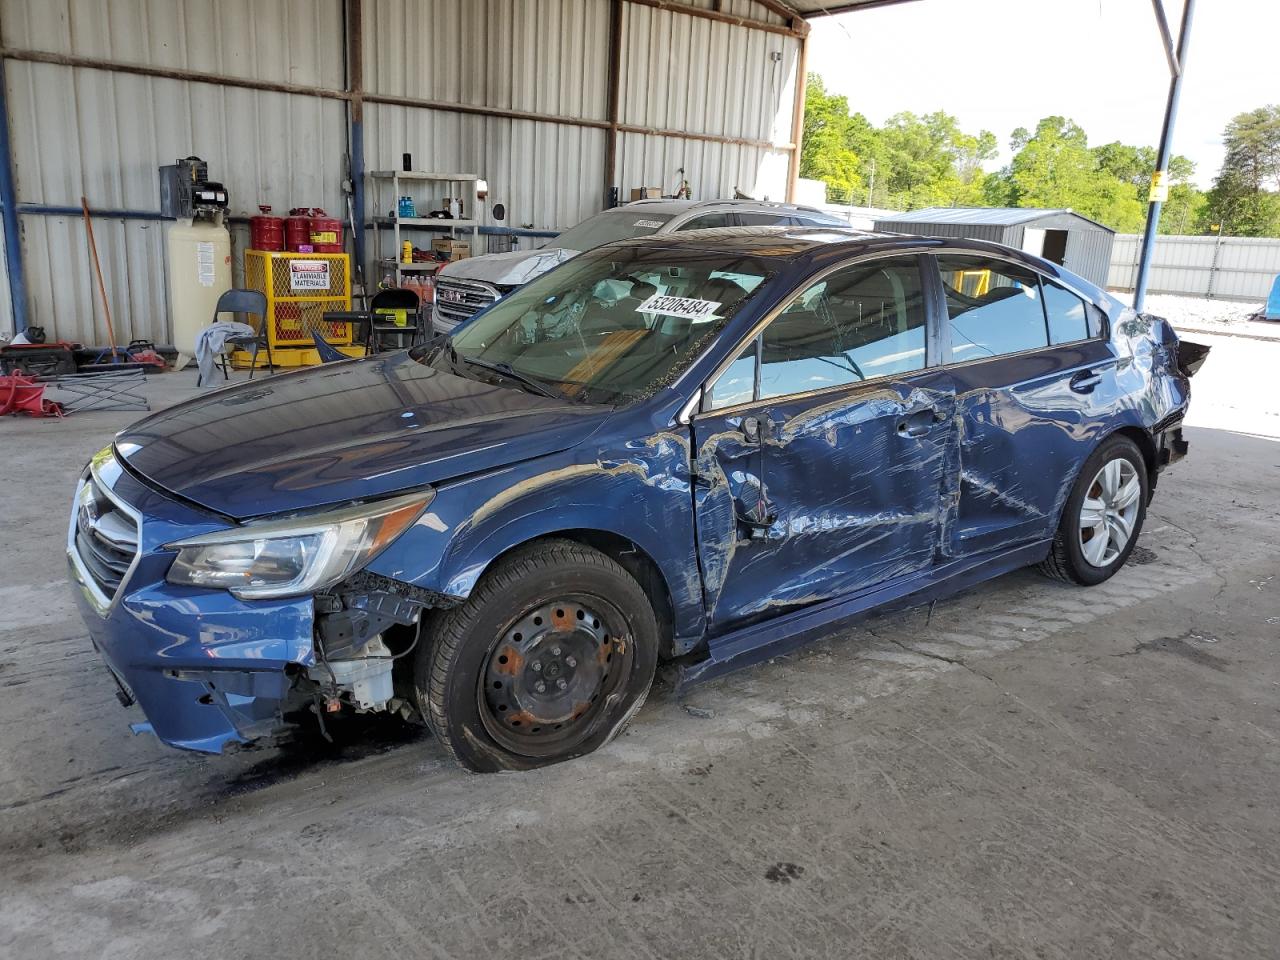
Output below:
[416,539,659,772]
[1039,435,1148,586]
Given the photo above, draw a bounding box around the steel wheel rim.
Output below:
[478,597,633,758]
[1078,457,1141,568]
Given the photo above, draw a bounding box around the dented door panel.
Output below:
[947,339,1118,556]
[692,371,957,632]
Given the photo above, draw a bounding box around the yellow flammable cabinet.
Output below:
[235,251,362,367]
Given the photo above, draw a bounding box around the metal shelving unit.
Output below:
[368,171,482,287]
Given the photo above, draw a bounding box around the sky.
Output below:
[807,0,1280,189]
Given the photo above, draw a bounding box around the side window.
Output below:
[735,212,787,226]
[759,257,928,400]
[707,340,757,410]
[676,213,732,231]
[937,256,1049,361]
[1085,302,1106,338]
[1042,279,1089,344]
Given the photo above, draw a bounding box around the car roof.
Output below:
[609,224,897,258]
[604,225,1108,302]
[606,198,833,217]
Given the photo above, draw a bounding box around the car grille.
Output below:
[434,277,501,328]
[72,474,140,602]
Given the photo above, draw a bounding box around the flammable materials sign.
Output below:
[289,259,331,291]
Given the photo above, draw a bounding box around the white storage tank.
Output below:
[167,216,231,370]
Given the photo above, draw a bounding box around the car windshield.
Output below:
[431,247,773,404]
[551,211,675,251]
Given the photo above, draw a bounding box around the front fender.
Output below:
[364,428,707,649]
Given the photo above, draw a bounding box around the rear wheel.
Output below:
[1039,435,1148,586]
[416,539,658,772]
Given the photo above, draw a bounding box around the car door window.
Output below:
[676,213,732,231]
[938,256,1049,362]
[1042,279,1090,344]
[759,257,928,400]
[735,212,787,226]
[707,341,757,410]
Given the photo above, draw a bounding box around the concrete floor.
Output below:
[1,334,1277,959]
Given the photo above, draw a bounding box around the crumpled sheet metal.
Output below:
[366,419,709,651]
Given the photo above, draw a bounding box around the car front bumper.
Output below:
[67,453,316,754]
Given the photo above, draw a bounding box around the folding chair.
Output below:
[206,289,272,384]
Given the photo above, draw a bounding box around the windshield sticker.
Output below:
[635,294,722,320]
[632,219,666,229]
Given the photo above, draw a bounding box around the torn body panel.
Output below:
[692,375,958,632]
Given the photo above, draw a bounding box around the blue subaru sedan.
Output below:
[68,228,1205,771]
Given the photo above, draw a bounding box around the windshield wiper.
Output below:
[461,356,567,401]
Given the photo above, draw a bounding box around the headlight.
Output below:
[165,491,432,599]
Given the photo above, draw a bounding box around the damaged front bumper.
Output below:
[68,456,322,754]
[69,555,316,753]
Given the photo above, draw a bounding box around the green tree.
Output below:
[799,75,867,203]
[1198,106,1280,236]
[877,111,996,209]
[1093,142,1202,234]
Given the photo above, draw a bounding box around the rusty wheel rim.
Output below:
[479,598,633,758]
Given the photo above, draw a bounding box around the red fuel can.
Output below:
[285,208,314,252]
[308,209,344,253]
[249,204,284,251]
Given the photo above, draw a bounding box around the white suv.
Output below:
[432,199,847,333]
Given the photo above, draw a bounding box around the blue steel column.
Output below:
[346,0,366,288]
[0,56,29,333]
[1133,0,1195,314]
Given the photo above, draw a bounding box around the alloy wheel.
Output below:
[1077,457,1142,567]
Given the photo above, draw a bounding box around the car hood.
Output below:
[438,245,579,286]
[115,353,611,519]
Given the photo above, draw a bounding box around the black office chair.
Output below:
[366,288,422,353]
[207,289,272,383]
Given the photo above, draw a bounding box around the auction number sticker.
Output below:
[632,219,666,229]
[635,294,722,320]
[289,259,331,290]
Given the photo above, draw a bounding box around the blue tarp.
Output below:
[1266,275,1280,321]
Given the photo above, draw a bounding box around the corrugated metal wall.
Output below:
[1,0,348,345]
[1107,234,1280,301]
[1,0,800,345]
[616,1,797,201]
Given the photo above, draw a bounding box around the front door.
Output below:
[691,254,955,631]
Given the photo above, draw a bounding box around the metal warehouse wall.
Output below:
[1108,233,1280,301]
[0,0,803,345]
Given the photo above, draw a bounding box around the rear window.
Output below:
[938,256,1049,361]
[551,211,674,251]
[1042,280,1090,344]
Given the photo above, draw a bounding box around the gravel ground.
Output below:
[1110,291,1279,338]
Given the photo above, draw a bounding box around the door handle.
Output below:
[896,405,941,438]
[740,415,762,443]
[1070,371,1102,393]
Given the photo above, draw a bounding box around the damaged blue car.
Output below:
[68,227,1206,771]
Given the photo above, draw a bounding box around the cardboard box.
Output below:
[629,187,662,201]
[432,239,471,262]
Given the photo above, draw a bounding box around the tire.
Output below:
[1039,435,1149,586]
[416,538,659,772]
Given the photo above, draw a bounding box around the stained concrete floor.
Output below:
[1,333,1277,959]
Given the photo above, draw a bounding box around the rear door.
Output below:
[690,254,956,631]
[933,253,1117,557]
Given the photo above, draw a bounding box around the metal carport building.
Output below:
[0,0,819,346]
